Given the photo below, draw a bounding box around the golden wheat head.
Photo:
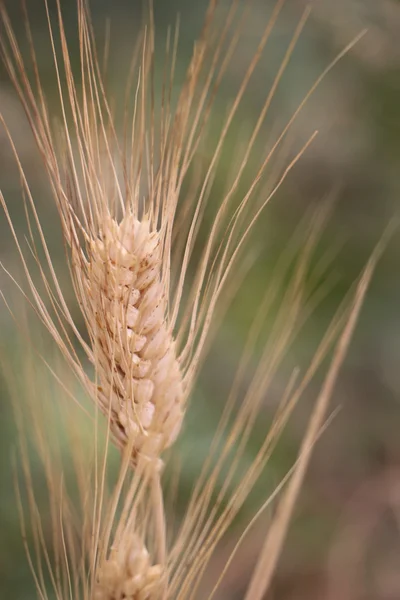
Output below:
[81,213,184,465]
[0,0,304,468]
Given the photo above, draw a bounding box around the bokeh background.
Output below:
[1,0,400,598]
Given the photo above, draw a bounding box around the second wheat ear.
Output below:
[81,213,184,467]
[93,533,164,600]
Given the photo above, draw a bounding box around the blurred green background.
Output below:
[1,0,400,598]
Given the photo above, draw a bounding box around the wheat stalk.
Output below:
[0,0,385,599]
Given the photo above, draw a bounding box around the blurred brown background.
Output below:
[1,1,400,598]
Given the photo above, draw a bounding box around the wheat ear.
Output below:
[93,534,163,600]
[83,213,184,466]
[0,0,323,469]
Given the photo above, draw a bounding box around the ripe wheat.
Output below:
[0,0,385,599]
[82,213,184,465]
[93,533,163,600]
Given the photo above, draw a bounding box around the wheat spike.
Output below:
[93,534,163,600]
[0,0,303,466]
[84,212,184,464]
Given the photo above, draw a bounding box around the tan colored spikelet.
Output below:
[94,534,163,600]
[84,213,184,464]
